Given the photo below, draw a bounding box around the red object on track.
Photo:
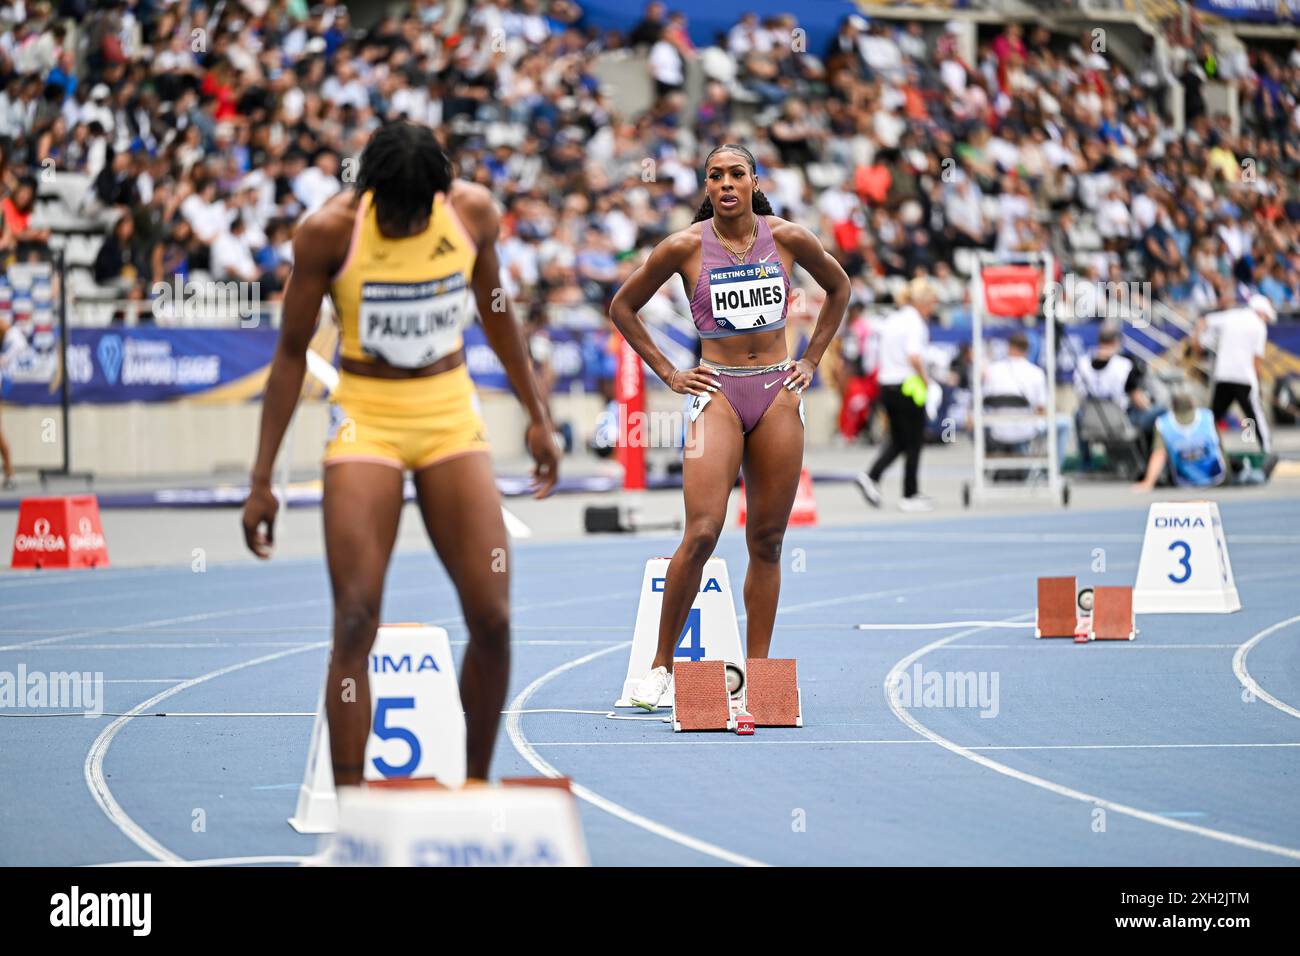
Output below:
[10,496,109,570]
[615,333,646,491]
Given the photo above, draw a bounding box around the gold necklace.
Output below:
[714,218,758,264]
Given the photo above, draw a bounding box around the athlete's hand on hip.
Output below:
[526,420,560,498]
[667,366,722,396]
[241,481,278,559]
[783,358,815,394]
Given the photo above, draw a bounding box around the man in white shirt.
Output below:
[180,181,229,245]
[984,332,1071,470]
[1197,294,1273,453]
[856,278,936,511]
[860,23,903,83]
[649,38,683,92]
[211,218,260,284]
[649,15,689,96]
[293,151,342,215]
[985,332,1045,444]
[321,60,371,111]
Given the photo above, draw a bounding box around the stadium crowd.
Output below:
[0,1,1295,359]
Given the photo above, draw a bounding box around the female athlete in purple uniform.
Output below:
[609,143,849,709]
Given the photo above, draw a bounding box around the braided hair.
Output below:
[356,121,454,234]
[691,143,774,223]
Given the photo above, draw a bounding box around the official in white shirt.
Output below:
[983,332,1070,470]
[1074,325,1161,468]
[856,278,935,511]
[1197,294,1274,454]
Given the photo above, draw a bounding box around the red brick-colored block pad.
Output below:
[672,660,733,731]
[745,658,802,727]
[1036,576,1077,638]
[1090,586,1136,640]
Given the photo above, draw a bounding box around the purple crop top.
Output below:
[689,216,790,339]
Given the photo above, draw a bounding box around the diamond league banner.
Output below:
[5,327,284,405]
[2,324,629,404]
[5,317,1299,404]
[1192,0,1300,22]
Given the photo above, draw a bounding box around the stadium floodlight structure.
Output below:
[965,250,1068,508]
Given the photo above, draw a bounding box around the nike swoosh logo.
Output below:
[759,252,775,262]
[764,379,782,389]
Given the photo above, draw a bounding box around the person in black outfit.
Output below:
[627,1,667,48]
[855,279,938,511]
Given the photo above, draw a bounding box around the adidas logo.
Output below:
[430,237,457,259]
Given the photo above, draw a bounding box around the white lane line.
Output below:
[771,568,1034,617]
[96,679,193,684]
[886,617,1300,862]
[2,586,635,652]
[5,639,623,652]
[813,530,1300,545]
[0,567,178,590]
[0,566,326,614]
[134,712,315,718]
[930,643,1241,650]
[0,595,334,651]
[1232,613,1300,721]
[450,640,624,647]
[84,642,328,863]
[0,627,329,635]
[857,621,1038,631]
[5,642,324,651]
[972,742,1300,751]
[505,642,768,868]
[90,855,314,867]
[853,566,1300,638]
[530,740,1300,750]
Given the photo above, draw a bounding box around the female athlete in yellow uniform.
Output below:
[242,122,558,784]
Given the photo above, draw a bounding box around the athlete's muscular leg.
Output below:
[322,462,406,785]
[651,396,745,670]
[413,451,511,780]
[740,388,804,659]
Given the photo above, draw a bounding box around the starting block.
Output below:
[744,658,803,727]
[324,778,589,866]
[672,658,803,732]
[1035,576,1080,639]
[1036,578,1137,643]
[672,660,735,731]
[1089,586,1136,641]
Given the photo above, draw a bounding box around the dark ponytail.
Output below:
[691,143,774,223]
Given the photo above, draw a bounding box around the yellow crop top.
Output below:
[330,190,478,368]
